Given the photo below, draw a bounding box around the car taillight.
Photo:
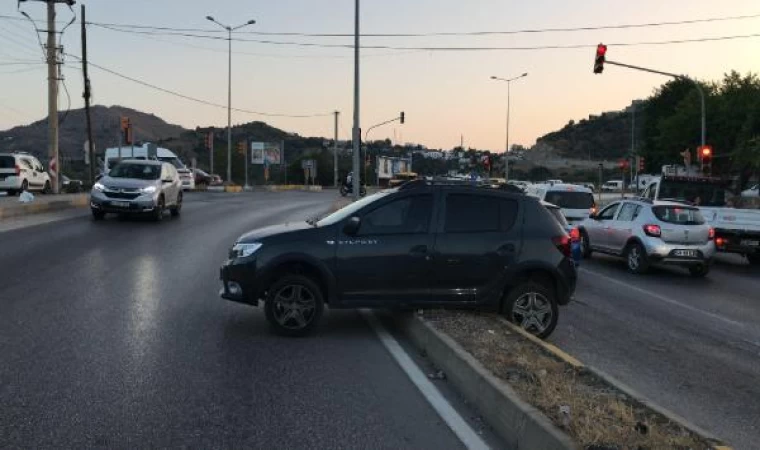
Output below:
[15,164,20,176]
[552,235,571,257]
[708,227,715,240]
[715,237,725,247]
[569,228,580,242]
[643,224,661,237]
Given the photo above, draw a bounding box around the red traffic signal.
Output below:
[593,44,607,74]
[638,156,645,172]
[699,145,712,159]
[618,159,629,170]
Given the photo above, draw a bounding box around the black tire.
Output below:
[580,229,593,258]
[170,192,182,217]
[21,180,28,192]
[747,253,760,266]
[42,181,51,194]
[689,264,710,278]
[91,209,105,220]
[6,190,16,196]
[502,281,558,339]
[264,274,324,337]
[625,241,650,274]
[152,196,165,222]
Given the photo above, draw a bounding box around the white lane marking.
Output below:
[580,268,746,329]
[360,309,490,450]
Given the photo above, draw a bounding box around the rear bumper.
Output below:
[714,229,760,255]
[0,176,21,190]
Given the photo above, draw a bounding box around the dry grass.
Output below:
[424,310,718,450]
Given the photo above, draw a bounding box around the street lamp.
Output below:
[491,73,528,181]
[206,16,256,186]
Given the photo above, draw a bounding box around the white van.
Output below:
[104,144,195,190]
[526,183,596,225]
[601,180,624,192]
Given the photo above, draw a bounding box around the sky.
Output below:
[1,0,760,151]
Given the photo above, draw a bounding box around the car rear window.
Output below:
[0,156,14,169]
[544,191,595,209]
[652,206,705,225]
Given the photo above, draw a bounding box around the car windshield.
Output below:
[544,191,595,209]
[652,206,705,225]
[109,163,160,180]
[316,190,393,226]
[659,179,727,207]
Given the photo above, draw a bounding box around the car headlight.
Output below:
[231,242,262,258]
[92,182,105,192]
[141,185,157,194]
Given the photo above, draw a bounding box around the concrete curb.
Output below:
[498,318,731,449]
[396,313,578,450]
[0,194,89,220]
[262,185,323,192]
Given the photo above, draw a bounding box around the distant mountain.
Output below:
[0,105,187,160]
[534,102,642,161]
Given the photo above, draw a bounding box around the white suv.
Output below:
[0,152,52,195]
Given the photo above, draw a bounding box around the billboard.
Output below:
[251,142,282,165]
[377,156,411,179]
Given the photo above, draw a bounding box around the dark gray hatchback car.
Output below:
[220,181,576,338]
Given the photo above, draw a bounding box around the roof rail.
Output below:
[397,178,525,193]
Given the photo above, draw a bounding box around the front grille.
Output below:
[104,191,140,200]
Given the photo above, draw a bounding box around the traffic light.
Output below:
[618,159,628,170]
[400,111,405,124]
[699,145,713,175]
[593,43,607,74]
[638,156,645,172]
[120,116,132,145]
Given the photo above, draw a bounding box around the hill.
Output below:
[533,102,640,161]
[0,105,187,160]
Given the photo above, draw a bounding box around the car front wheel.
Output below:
[502,282,558,339]
[265,274,324,337]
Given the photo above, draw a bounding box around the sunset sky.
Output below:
[1,0,759,151]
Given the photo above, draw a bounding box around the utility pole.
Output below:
[351,0,361,200]
[46,1,64,193]
[80,3,95,185]
[333,110,339,187]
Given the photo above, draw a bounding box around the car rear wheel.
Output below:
[580,230,593,258]
[502,282,558,339]
[265,275,324,337]
[747,253,760,266]
[626,242,649,274]
[21,180,28,192]
[42,181,51,194]
[688,264,710,278]
[170,192,182,217]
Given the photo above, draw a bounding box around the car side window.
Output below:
[445,194,500,233]
[647,184,657,200]
[598,203,619,221]
[359,195,432,235]
[617,203,641,222]
[19,158,33,170]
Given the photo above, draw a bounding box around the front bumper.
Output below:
[90,191,158,214]
[219,257,259,306]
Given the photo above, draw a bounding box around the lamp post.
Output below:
[491,73,528,181]
[206,16,256,185]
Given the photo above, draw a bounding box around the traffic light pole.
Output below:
[606,60,706,147]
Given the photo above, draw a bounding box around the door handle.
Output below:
[497,243,516,256]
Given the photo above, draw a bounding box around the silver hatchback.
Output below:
[578,200,715,277]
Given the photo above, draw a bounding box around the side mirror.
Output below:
[343,216,361,236]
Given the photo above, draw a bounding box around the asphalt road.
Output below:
[0,192,473,449]
[552,253,760,449]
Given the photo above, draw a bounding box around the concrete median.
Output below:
[0,194,89,220]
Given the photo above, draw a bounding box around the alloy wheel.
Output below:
[511,292,553,335]
[271,284,317,330]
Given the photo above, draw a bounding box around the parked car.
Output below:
[90,160,183,221]
[0,152,52,195]
[578,199,715,277]
[220,181,577,338]
[62,174,83,193]
[193,168,213,187]
[525,183,596,226]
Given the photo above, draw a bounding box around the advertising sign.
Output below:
[251,142,282,165]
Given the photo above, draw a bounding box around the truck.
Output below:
[641,165,760,265]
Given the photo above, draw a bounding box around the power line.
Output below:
[63,53,333,118]
[89,23,760,51]
[84,12,760,37]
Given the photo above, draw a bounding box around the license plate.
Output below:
[673,249,699,258]
[741,240,760,247]
[111,201,130,208]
